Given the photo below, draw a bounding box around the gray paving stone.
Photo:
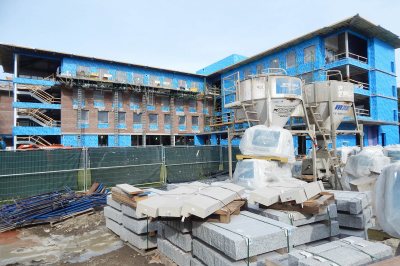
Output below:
[162,219,192,233]
[107,195,122,211]
[192,238,264,266]
[337,206,373,229]
[105,217,123,237]
[104,206,123,224]
[289,236,393,266]
[293,221,340,246]
[328,190,371,214]
[122,214,158,234]
[261,204,337,226]
[190,257,205,266]
[123,227,157,250]
[339,227,368,239]
[121,204,146,219]
[161,223,192,252]
[157,238,191,266]
[192,211,296,260]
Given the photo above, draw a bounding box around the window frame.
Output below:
[304,45,316,63]
[133,113,142,124]
[118,112,126,124]
[178,115,186,126]
[286,51,296,68]
[98,111,109,124]
[149,113,158,124]
[191,116,199,126]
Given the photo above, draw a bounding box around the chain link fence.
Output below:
[0,145,238,201]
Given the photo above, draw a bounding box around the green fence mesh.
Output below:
[222,146,240,171]
[87,146,163,187]
[0,149,82,200]
[0,145,241,201]
[164,146,225,183]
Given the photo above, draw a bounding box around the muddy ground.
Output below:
[0,210,163,266]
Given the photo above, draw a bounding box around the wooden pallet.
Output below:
[267,192,335,215]
[111,189,148,208]
[206,200,246,223]
[236,154,288,163]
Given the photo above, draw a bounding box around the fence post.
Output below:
[83,147,88,191]
[161,146,167,184]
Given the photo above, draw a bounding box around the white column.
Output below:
[13,54,18,150]
[345,32,349,58]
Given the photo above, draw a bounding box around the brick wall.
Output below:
[60,88,208,135]
[0,91,13,134]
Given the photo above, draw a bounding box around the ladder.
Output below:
[77,88,83,146]
[239,103,260,128]
[113,90,119,146]
[308,104,342,189]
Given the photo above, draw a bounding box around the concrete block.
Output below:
[162,223,192,252]
[116,183,143,195]
[280,181,324,204]
[104,206,123,224]
[339,228,368,239]
[162,219,192,233]
[349,176,376,192]
[121,204,146,219]
[105,217,123,237]
[248,180,306,206]
[190,257,205,266]
[292,221,340,246]
[192,211,296,260]
[328,190,371,214]
[157,238,191,266]
[123,227,157,250]
[122,214,158,234]
[181,183,245,218]
[261,204,337,226]
[107,194,122,211]
[337,206,373,229]
[263,252,289,266]
[289,236,393,266]
[192,238,265,266]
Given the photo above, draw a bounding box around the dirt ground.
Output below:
[0,210,163,266]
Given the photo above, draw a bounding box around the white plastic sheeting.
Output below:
[383,145,400,162]
[233,159,292,190]
[239,125,295,162]
[337,146,360,164]
[342,146,390,191]
[375,163,400,238]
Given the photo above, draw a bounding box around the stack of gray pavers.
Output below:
[254,203,340,246]
[288,236,393,265]
[329,190,374,239]
[157,219,196,266]
[104,195,158,250]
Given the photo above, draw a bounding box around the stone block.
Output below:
[104,206,123,224]
[121,204,146,219]
[280,181,324,204]
[261,204,337,226]
[328,190,371,214]
[292,221,339,246]
[107,194,122,211]
[123,227,157,250]
[192,211,296,260]
[162,219,192,233]
[339,227,368,239]
[190,257,205,266]
[122,214,158,234]
[162,223,192,252]
[157,238,191,266]
[337,206,373,229]
[288,236,393,266]
[106,217,123,237]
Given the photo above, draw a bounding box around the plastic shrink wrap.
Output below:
[239,125,295,162]
[383,145,400,162]
[375,163,400,238]
[233,159,292,190]
[337,146,360,164]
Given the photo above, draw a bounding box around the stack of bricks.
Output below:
[104,195,158,250]
[329,190,374,239]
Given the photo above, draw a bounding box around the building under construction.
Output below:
[0,14,399,150]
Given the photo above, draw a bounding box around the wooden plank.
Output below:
[369,256,400,265]
[206,200,246,223]
[236,154,288,163]
[87,182,99,194]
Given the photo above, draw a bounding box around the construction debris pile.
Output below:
[0,183,107,232]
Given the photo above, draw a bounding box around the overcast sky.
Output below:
[0,0,399,79]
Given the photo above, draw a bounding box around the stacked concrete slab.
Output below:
[249,204,340,247]
[104,195,157,250]
[288,236,392,266]
[329,190,374,239]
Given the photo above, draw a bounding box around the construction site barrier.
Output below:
[0,145,239,201]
